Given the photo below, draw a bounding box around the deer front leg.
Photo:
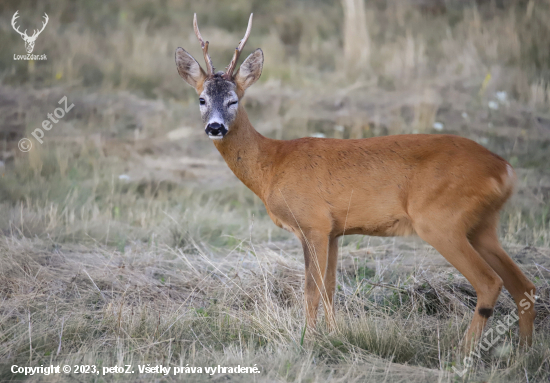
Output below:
[323,236,339,332]
[300,230,330,330]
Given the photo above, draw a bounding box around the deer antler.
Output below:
[11,11,49,41]
[193,13,214,76]
[11,11,28,39]
[223,13,253,80]
[30,13,49,39]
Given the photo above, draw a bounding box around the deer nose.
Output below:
[205,122,226,138]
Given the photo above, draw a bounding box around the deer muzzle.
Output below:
[205,122,227,140]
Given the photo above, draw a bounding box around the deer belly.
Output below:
[337,213,414,237]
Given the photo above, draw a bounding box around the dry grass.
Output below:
[1,0,550,381]
[1,232,549,382]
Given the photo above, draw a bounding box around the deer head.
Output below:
[175,14,263,140]
[11,11,49,54]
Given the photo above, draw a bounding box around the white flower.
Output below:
[118,174,130,182]
[433,122,444,131]
[496,91,508,103]
[488,101,499,110]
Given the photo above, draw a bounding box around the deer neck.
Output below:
[213,106,273,200]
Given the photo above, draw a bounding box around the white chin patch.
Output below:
[208,135,224,140]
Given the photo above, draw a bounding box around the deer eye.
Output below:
[199,98,206,105]
[228,100,238,107]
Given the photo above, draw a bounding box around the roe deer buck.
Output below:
[175,14,536,351]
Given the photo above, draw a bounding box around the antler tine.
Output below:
[40,13,49,30]
[11,11,27,38]
[33,13,48,38]
[237,13,253,52]
[193,13,214,76]
[224,13,253,79]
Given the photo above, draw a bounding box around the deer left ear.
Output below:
[234,49,263,91]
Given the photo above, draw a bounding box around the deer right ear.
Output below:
[175,47,207,92]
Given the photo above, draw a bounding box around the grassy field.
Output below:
[1,0,550,381]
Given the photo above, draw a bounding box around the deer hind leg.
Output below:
[300,230,330,330]
[469,213,536,347]
[323,236,339,332]
[415,224,503,352]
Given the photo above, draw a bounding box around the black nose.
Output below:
[205,122,227,137]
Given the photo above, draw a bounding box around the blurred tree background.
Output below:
[0,0,549,245]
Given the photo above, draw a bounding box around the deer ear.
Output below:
[175,48,207,92]
[234,48,263,91]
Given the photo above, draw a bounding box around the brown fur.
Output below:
[212,106,535,351]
